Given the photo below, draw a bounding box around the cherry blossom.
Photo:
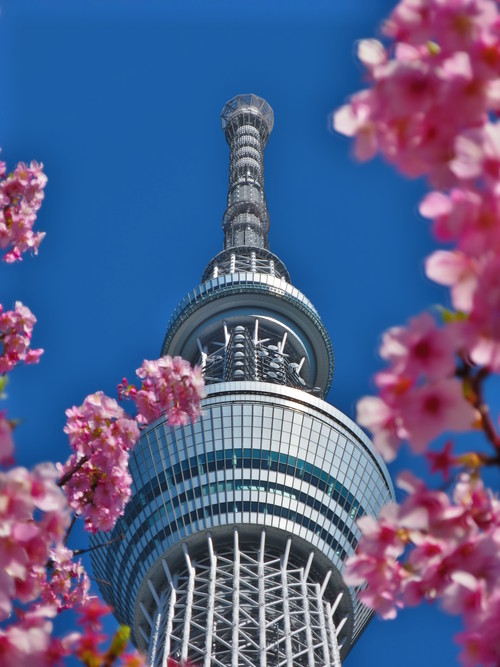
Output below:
[425,441,458,479]
[450,123,500,184]
[345,473,500,650]
[419,187,500,257]
[118,355,205,427]
[357,311,475,459]
[73,599,147,667]
[466,254,500,370]
[60,392,140,533]
[357,394,402,461]
[0,301,43,374]
[0,605,63,667]
[334,1,500,186]
[0,159,47,263]
[425,249,478,312]
[40,545,90,610]
[379,313,457,379]
[398,378,475,450]
[0,463,70,621]
[336,2,500,662]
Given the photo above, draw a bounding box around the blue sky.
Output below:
[0,1,468,664]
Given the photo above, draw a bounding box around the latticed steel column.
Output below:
[148,530,344,667]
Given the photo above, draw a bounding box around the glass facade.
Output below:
[90,382,394,655]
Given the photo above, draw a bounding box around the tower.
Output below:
[90,94,394,666]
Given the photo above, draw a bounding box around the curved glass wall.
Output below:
[90,382,394,653]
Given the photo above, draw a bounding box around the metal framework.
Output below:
[90,95,394,667]
[148,531,343,667]
[199,318,311,392]
[201,249,290,282]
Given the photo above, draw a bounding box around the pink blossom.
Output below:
[384,0,500,54]
[396,471,465,536]
[356,395,402,461]
[376,52,440,119]
[0,301,43,374]
[453,473,500,531]
[456,591,500,667]
[356,39,387,69]
[0,608,53,667]
[451,122,500,183]
[425,440,458,479]
[359,373,474,459]
[420,186,500,257]
[466,254,500,370]
[356,503,407,558]
[335,1,500,661]
[440,573,485,617]
[333,91,378,161]
[347,555,406,620]
[0,160,47,263]
[380,313,457,380]
[63,391,139,456]
[119,355,205,427]
[40,545,90,610]
[335,2,500,184]
[60,391,139,533]
[419,188,476,243]
[344,503,408,619]
[398,378,475,451]
[347,470,500,649]
[0,464,70,621]
[425,249,478,311]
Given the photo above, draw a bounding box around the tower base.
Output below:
[149,529,343,667]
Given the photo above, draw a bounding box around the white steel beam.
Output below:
[181,544,195,662]
[258,531,267,667]
[232,530,240,667]
[281,539,293,667]
[204,535,217,667]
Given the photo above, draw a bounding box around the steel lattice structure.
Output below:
[90,95,394,666]
[148,531,343,667]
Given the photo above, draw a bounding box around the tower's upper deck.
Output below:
[162,95,335,396]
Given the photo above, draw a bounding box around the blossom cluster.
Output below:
[0,159,47,262]
[0,150,203,663]
[334,0,500,459]
[0,463,71,621]
[59,392,140,533]
[334,0,500,185]
[335,1,500,665]
[335,0,500,462]
[357,312,475,460]
[0,301,43,374]
[118,355,205,427]
[0,463,92,665]
[41,545,90,610]
[72,599,147,667]
[345,472,500,666]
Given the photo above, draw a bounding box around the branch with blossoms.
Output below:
[334,1,500,665]
[0,156,204,665]
[0,158,46,263]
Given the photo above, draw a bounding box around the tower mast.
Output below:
[90,95,394,666]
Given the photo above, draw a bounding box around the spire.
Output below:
[221,94,273,250]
